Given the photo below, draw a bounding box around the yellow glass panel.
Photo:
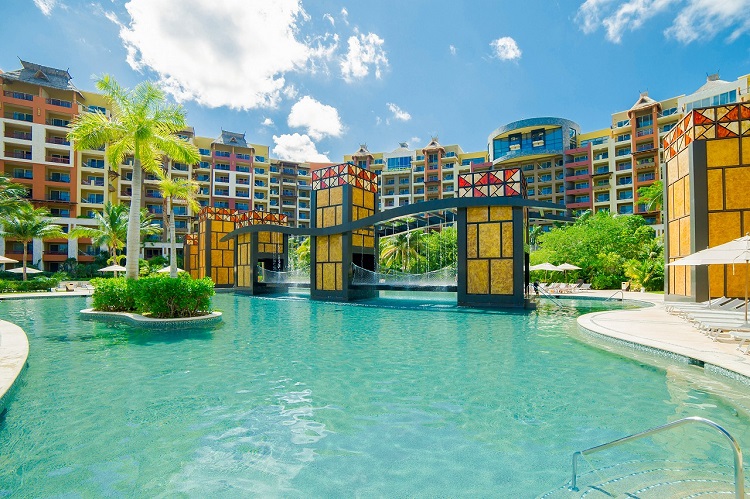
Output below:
[467,224,478,259]
[317,189,329,208]
[707,139,740,168]
[502,222,514,258]
[364,190,375,210]
[316,263,323,290]
[742,137,750,165]
[707,169,724,211]
[478,223,501,259]
[467,259,489,294]
[323,263,336,290]
[708,211,741,247]
[336,263,343,290]
[491,259,513,295]
[679,217,690,256]
[316,236,329,262]
[330,234,343,262]
[323,207,336,228]
[677,149,689,178]
[329,186,343,206]
[467,207,488,223]
[490,206,511,222]
[725,166,750,210]
[352,187,363,207]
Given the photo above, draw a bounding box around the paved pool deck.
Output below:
[575,290,750,383]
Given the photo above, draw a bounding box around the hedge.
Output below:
[0,277,61,293]
[91,275,215,318]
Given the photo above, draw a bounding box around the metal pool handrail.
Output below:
[535,285,565,308]
[604,290,624,302]
[570,416,745,498]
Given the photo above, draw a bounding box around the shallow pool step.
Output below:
[538,459,741,498]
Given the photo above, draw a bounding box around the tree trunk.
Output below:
[22,242,28,281]
[126,158,142,279]
[168,196,177,278]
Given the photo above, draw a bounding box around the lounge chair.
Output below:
[577,283,592,292]
[65,283,76,292]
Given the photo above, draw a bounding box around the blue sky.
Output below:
[2,0,750,162]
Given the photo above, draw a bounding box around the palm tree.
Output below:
[1,205,66,280]
[158,176,199,277]
[380,230,423,273]
[636,180,663,212]
[67,75,200,279]
[0,175,30,217]
[69,202,129,268]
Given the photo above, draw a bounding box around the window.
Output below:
[215,163,230,171]
[214,150,230,158]
[87,105,106,114]
[215,201,229,208]
[509,133,522,151]
[428,153,438,164]
[236,202,249,211]
[386,156,412,169]
[199,148,210,156]
[635,115,653,128]
[531,128,545,147]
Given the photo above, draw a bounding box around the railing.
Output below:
[4,90,34,101]
[570,416,744,499]
[6,131,32,140]
[604,290,624,301]
[535,285,565,308]
[46,136,69,145]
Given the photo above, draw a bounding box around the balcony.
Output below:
[47,193,71,202]
[635,127,653,137]
[593,182,610,191]
[5,131,32,141]
[46,136,70,146]
[46,98,72,108]
[47,174,71,183]
[46,118,71,127]
[46,155,70,164]
[6,150,32,160]
[5,111,33,122]
[172,162,189,171]
[83,159,104,169]
[592,167,610,176]
[3,90,34,101]
[83,195,104,204]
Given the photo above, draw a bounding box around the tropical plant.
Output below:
[1,205,66,280]
[68,203,163,273]
[380,230,424,273]
[67,75,200,279]
[291,236,310,271]
[158,176,199,277]
[636,180,663,212]
[0,175,29,217]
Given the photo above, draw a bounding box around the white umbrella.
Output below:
[0,256,18,264]
[6,266,42,274]
[157,266,185,273]
[98,264,127,272]
[668,235,750,324]
[557,263,581,271]
[530,263,561,271]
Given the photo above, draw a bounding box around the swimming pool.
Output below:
[1,293,749,496]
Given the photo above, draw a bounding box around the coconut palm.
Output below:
[0,175,29,217]
[69,202,129,267]
[1,205,65,280]
[158,176,199,277]
[67,75,200,279]
[380,230,424,273]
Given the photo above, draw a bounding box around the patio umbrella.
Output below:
[667,235,750,324]
[557,263,581,281]
[99,264,126,277]
[6,266,42,274]
[529,262,561,283]
[157,266,185,273]
[0,256,18,264]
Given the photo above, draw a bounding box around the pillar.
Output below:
[235,211,289,295]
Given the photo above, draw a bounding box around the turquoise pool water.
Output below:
[1,293,749,497]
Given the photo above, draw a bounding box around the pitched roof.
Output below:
[422,136,445,152]
[352,144,373,158]
[629,91,660,112]
[213,129,249,148]
[695,73,731,93]
[1,59,83,97]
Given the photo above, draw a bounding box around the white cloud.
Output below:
[449,44,457,55]
[272,133,330,162]
[282,84,299,100]
[287,96,343,140]
[340,32,388,82]
[33,0,57,15]
[341,7,349,25]
[666,0,750,43]
[375,116,382,126]
[261,117,274,126]
[114,0,335,110]
[386,102,411,122]
[408,137,422,148]
[490,36,522,61]
[323,13,335,26]
[576,0,750,44]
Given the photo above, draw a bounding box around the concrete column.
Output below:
[68,237,78,259]
[32,238,43,269]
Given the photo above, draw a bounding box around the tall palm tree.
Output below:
[69,202,129,267]
[1,205,65,280]
[158,176,199,277]
[0,175,30,217]
[380,230,423,273]
[67,75,200,279]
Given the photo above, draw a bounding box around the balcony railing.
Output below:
[5,112,33,122]
[46,156,70,164]
[46,98,72,108]
[46,118,71,127]
[46,136,70,146]
[7,151,32,160]
[3,90,34,101]
[6,131,32,140]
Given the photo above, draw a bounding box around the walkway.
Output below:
[0,320,28,410]
[0,289,93,300]
[576,290,750,382]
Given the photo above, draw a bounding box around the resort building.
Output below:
[1,57,749,270]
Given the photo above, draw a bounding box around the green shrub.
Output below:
[0,276,61,293]
[134,275,215,318]
[91,275,214,318]
[90,277,138,312]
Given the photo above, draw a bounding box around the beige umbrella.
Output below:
[157,266,185,273]
[99,264,126,278]
[0,256,18,264]
[529,262,561,283]
[6,266,42,274]
[668,235,750,324]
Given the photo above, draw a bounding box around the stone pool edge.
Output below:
[577,304,750,386]
[0,320,29,413]
[79,309,222,328]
